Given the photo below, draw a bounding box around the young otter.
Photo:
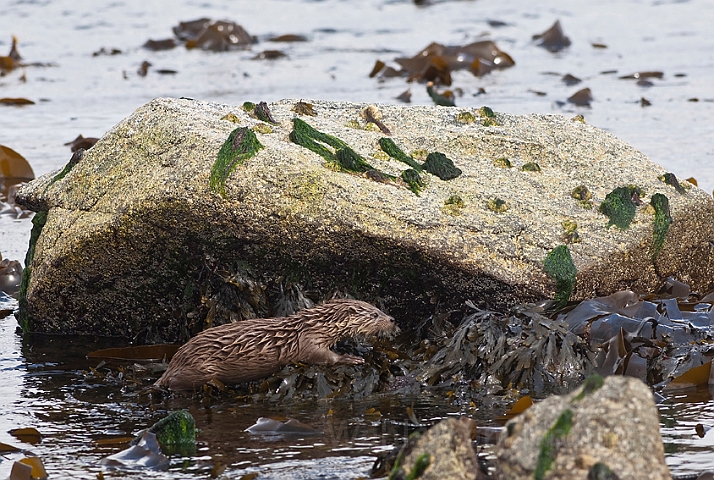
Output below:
[155,299,396,391]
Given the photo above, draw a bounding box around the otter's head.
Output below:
[320,299,398,341]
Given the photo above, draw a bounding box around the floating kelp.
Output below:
[533,20,571,52]
[142,38,176,51]
[562,74,581,86]
[371,40,514,85]
[395,89,412,103]
[252,50,287,60]
[0,36,21,73]
[11,456,47,480]
[567,88,593,107]
[268,34,307,42]
[0,259,23,294]
[92,47,122,56]
[171,18,255,51]
[9,428,42,445]
[100,431,169,470]
[137,60,151,77]
[0,98,34,106]
[0,145,34,181]
[619,71,664,80]
[246,417,322,436]
[64,134,98,152]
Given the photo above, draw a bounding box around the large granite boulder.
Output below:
[16,98,714,341]
[496,375,671,480]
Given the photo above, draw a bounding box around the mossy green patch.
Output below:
[220,113,240,123]
[17,210,48,332]
[599,186,638,230]
[487,198,508,213]
[47,150,83,188]
[561,220,581,244]
[588,462,617,480]
[573,374,604,401]
[521,162,541,172]
[252,123,273,134]
[544,245,577,308]
[410,149,429,161]
[443,194,465,216]
[650,193,672,261]
[423,152,462,180]
[534,409,574,480]
[242,101,256,112]
[572,114,586,124]
[494,157,512,168]
[456,111,476,124]
[379,138,423,171]
[210,127,264,197]
[402,168,424,195]
[144,410,196,456]
[478,106,499,126]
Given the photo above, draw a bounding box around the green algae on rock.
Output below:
[534,409,574,480]
[422,152,462,180]
[521,162,541,172]
[220,112,240,123]
[493,157,512,168]
[402,168,424,195]
[140,410,196,456]
[335,146,374,173]
[572,374,604,401]
[210,127,264,197]
[442,194,465,216]
[478,106,499,126]
[17,210,47,332]
[599,186,638,229]
[254,101,278,125]
[650,193,672,261]
[561,219,580,244]
[47,150,84,188]
[488,198,508,213]
[455,111,475,124]
[379,137,423,171]
[543,245,577,307]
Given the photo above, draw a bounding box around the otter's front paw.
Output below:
[339,354,365,365]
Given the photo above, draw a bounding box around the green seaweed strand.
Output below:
[534,409,574,480]
[543,245,577,308]
[17,210,48,332]
[335,147,374,173]
[599,186,637,230]
[210,127,263,197]
[379,138,423,171]
[573,374,604,402]
[402,168,424,195]
[292,118,348,150]
[650,193,672,261]
[289,127,336,162]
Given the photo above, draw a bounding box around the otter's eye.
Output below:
[372,312,379,319]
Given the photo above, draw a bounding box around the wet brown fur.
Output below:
[155,299,396,391]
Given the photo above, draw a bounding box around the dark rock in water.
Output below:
[496,376,670,480]
[14,98,714,342]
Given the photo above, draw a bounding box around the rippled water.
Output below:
[1,0,714,477]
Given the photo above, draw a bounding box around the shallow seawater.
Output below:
[1,0,714,477]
